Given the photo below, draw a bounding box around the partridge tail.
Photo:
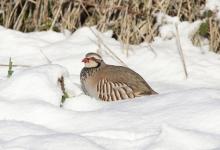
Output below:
[151,90,158,95]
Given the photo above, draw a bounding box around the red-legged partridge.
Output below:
[80,52,157,101]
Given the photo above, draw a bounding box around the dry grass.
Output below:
[192,10,220,53]
[208,17,220,53]
[0,0,219,53]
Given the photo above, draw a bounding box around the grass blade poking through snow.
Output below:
[7,57,14,78]
[58,76,69,107]
[89,27,128,67]
[175,24,188,79]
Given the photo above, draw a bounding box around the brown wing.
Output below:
[96,65,157,101]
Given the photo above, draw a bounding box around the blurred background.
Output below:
[0,0,219,53]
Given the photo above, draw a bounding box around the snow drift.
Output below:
[0,12,220,149]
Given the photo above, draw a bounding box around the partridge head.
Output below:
[80,52,157,101]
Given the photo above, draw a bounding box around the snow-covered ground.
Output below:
[0,12,220,150]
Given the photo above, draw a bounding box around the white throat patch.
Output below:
[85,60,99,68]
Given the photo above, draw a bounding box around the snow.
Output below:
[0,65,68,106]
[205,0,220,20]
[147,125,220,150]
[0,7,220,150]
[156,12,202,40]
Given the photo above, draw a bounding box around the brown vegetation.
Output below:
[0,0,219,52]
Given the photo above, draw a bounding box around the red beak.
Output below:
[82,57,90,63]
